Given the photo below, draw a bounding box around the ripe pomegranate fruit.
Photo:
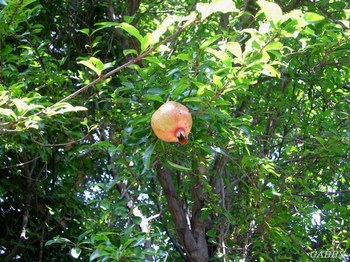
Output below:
[151,101,192,145]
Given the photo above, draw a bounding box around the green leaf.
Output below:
[69,247,82,259]
[92,21,118,35]
[262,64,280,78]
[265,41,283,51]
[226,42,242,58]
[210,146,233,160]
[45,102,87,116]
[183,97,203,103]
[257,0,283,21]
[100,198,110,210]
[197,0,238,20]
[77,60,100,76]
[119,22,143,43]
[271,189,281,196]
[200,34,222,49]
[303,12,325,23]
[77,57,105,76]
[89,57,104,72]
[0,108,16,119]
[45,236,73,246]
[141,15,186,51]
[141,33,154,52]
[206,229,217,238]
[79,28,90,36]
[206,48,231,67]
[78,230,92,242]
[24,115,41,130]
[106,177,124,192]
[90,249,109,261]
[12,99,44,116]
[144,56,165,67]
[144,94,164,103]
[123,49,138,56]
[143,142,156,171]
[0,91,9,106]
[166,159,192,171]
[132,216,142,225]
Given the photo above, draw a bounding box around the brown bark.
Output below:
[4,153,38,262]
[156,163,209,262]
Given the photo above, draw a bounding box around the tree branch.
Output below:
[54,17,199,105]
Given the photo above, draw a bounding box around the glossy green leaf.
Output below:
[120,22,143,43]
[166,159,192,171]
[123,49,139,56]
[132,216,142,225]
[143,142,156,171]
[45,236,73,246]
[90,249,110,261]
[303,12,325,23]
[265,41,283,51]
[79,28,90,36]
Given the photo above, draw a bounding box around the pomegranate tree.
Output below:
[151,101,192,145]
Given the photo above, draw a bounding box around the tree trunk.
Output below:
[156,162,209,262]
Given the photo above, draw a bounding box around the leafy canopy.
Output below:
[0,0,349,261]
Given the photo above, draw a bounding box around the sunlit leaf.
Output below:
[0,91,9,106]
[265,41,283,51]
[77,60,101,76]
[226,42,242,58]
[69,247,82,259]
[303,12,325,23]
[89,57,104,72]
[79,28,90,36]
[262,64,280,78]
[45,102,87,116]
[141,33,154,52]
[12,99,44,116]
[206,48,231,66]
[257,0,283,21]
[120,22,143,43]
[0,108,16,119]
[197,0,238,20]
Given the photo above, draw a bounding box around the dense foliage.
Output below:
[1,0,349,261]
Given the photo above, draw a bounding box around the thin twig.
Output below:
[30,133,90,147]
[55,18,200,105]
[0,155,41,170]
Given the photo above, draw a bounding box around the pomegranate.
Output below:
[151,101,192,145]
